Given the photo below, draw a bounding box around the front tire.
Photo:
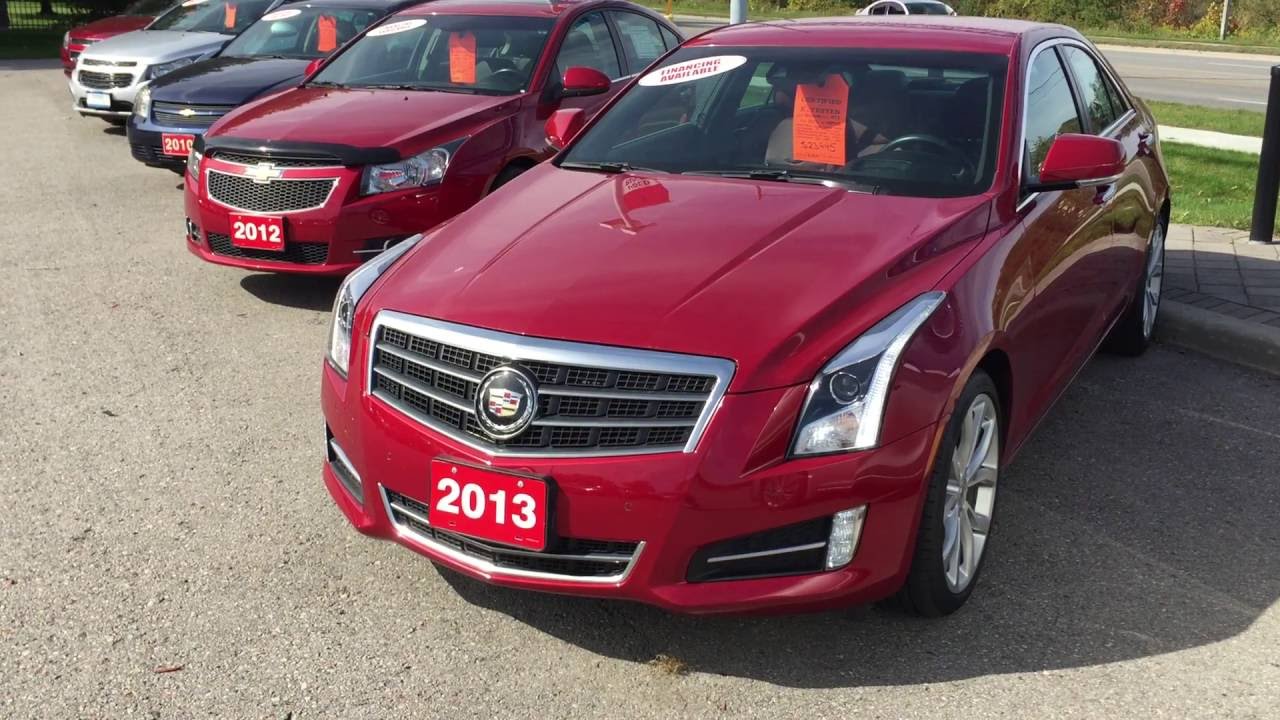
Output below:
[1105,220,1165,356]
[898,371,1001,617]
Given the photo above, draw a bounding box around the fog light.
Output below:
[825,506,867,569]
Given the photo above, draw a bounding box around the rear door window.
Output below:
[1060,45,1123,133]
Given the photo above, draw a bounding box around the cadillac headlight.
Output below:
[361,139,465,195]
[327,235,423,377]
[147,55,200,80]
[133,84,151,118]
[792,292,946,456]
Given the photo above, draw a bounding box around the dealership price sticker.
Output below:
[368,18,427,36]
[639,55,746,86]
[317,15,338,52]
[793,74,849,166]
[449,31,476,84]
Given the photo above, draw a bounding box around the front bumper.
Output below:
[68,67,143,118]
[321,355,939,614]
[184,157,454,276]
[127,117,199,171]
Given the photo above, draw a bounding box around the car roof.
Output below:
[687,16,1080,55]
[396,0,606,18]
[278,0,423,10]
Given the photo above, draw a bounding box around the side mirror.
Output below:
[1027,133,1125,192]
[560,66,610,98]
[304,57,323,79]
[545,108,585,150]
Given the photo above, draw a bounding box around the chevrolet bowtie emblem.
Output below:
[247,162,282,184]
[178,107,197,117]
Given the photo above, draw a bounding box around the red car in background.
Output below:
[184,0,682,275]
[61,0,176,76]
[320,17,1169,615]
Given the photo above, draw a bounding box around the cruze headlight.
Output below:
[62,32,71,49]
[187,148,202,178]
[327,235,423,377]
[791,292,946,456]
[147,55,200,80]
[133,84,151,118]
[361,139,465,196]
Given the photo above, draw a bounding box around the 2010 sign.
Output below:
[228,213,285,251]
[429,460,548,550]
[161,133,195,157]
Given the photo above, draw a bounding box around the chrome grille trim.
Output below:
[152,101,234,128]
[206,169,338,214]
[367,311,735,458]
[327,438,362,504]
[380,486,644,584]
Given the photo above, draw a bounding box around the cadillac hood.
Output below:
[149,57,308,105]
[370,165,993,392]
[210,86,519,154]
[79,29,230,64]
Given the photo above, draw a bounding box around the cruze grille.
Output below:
[79,70,132,89]
[369,312,734,457]
[211,151,342,168]
[152,101,234,128]
[206,170,337,214]
[206,231,328,265]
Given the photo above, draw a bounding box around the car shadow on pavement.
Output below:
[239,273,340,311]
[440,347,1280,688]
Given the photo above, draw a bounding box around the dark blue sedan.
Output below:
[127,0,425,171]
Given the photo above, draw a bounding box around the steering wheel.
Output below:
[487,68,524,91]
[876,134,976,178]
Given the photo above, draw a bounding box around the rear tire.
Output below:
[1104,220,1165,356]
[101,117,126,126]
[897,370,1001,617]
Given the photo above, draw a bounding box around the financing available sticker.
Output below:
[260,8,301,21]
[367,18,427,36]
[638,55,747,87]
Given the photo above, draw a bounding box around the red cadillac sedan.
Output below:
[321,17,1169,615]
[184,0,681,275]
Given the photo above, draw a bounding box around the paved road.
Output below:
[677,18,1277,111]
[4,62,1280,718]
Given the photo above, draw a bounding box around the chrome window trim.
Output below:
[205,169,340,215]
[379,485,645,585]
[327,437,363,503]
[366,310,736,458]
[1016,37,1136,212]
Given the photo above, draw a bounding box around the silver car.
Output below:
[70,0,283,121]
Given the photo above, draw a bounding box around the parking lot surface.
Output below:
[3,61,1280,719]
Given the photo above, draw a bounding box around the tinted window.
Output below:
[313,15,554,95]
[1024,48,1082,182]
[610,12,666,73]
[128,0,178,15]
[556,12,621,80]
[563,47,1008,198]
[659,25,680,52]
[906,2,951,14]
[223,7,381,58]
[149,0,276,34]
[1061,46,1121,132]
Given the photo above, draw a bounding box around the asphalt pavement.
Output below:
[4,60,1280,718]
[676,18,1279,111]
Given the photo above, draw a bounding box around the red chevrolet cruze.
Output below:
[184,0,681,275]
[321,17,1169,615]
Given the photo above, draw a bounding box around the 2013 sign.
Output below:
[428,460,548,550]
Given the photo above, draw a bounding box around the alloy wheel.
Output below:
[1142,224,1165,339]
[942,393,999,593]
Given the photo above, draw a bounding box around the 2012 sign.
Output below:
[227,213,284,251]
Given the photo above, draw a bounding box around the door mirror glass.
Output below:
[546,107,586,150]
[560,66,611,98]
[1027,133,1125,192]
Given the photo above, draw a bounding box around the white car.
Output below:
[856,0,957,15]
[69,0,282,122]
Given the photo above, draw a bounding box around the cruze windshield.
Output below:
[222,7,381,58]
[148,0,275,34]
[311,15,554,95]
[561,47,1008,198]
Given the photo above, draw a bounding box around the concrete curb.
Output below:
[1158,300,1280,376]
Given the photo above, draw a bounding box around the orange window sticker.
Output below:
[792,74,849,166]
[449,31,477,84]
[317,15,338,52]
[224,3,237,30]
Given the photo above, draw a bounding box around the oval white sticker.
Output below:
[638,55,747,87]
[181,0,207,6]
[260,8,301,21]
[366,18,427,37]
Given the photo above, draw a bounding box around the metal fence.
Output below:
[0,1,100,31]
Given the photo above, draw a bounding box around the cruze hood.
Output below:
[79,30,229,64]
[70,15,152,41]
[211,87,517,154]
[150,57,308,105]
[372,165,993,392]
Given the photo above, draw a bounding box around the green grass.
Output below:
[635,1,837,21]
[0,30,64,60]
[1164,141,1260,230]
[1081,27,1280,54]
[1144,100,1265,137]
[6,1,87,29]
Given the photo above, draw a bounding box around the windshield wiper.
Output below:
[683,168,872,192]
[307,80,344,88]
[560,161,664,174]
[356,83,423,91]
